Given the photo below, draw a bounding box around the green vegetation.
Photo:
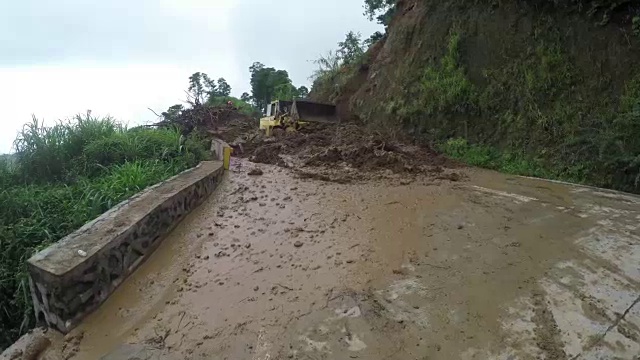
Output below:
[440,138,586,183]
[363,0,396,25]
[389,31,476,136]
[310,31,377,103]
[420,33,474,115]
[207,95,258,116]
[0,114,208,349]
[473,35,640,192]
[160,72,259,124]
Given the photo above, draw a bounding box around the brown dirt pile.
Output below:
[248,123,461,182]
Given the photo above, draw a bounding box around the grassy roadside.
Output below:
[439,138,589,185]
[0,114,208,349]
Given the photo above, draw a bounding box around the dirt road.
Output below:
[37,159,640,359]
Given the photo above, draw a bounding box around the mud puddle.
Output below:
[28,160,640,360]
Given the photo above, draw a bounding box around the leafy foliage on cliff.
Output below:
[310,31,377,103]
[386,24,640,191]
[364,0,396,25]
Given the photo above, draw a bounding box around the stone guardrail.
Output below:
[27,161,225,334]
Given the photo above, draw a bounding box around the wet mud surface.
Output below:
[248,123,460,184]
[32,160,640,360]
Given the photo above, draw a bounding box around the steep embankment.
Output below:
[321,0,640,192]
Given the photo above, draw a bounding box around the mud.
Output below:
[29,160,640,360]
[249,123,459,183]
[531,289,568,360]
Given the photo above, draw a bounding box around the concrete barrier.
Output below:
[210,138,233,170]
[27,161,225,334]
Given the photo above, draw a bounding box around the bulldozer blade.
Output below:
[291,100,337,123]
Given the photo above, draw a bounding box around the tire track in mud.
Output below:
[531,288,568,360]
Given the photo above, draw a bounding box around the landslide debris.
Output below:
[149,104,462,183]
[248,123,462,182]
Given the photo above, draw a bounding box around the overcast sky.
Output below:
[0,0,381,153]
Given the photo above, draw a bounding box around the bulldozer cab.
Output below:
[265,100,293,118]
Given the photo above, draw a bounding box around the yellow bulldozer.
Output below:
[259,99,337,136]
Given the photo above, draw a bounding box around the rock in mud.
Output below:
[293,240,303,248]
[438,172,462,182]
[248,168,264,176]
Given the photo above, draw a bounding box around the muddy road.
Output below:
[33,159,640,359]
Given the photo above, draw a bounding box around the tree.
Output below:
[187,72,221,105]
[249,62,296,112]
[364,31,384,47]
[297,86,309,99]
[161,104,184,122]
[363,0,396,26]
[249,62,270,111]
[202,73,217,99]
[187,72,206,105]
[274,83,299,100]
[240,92,251,103]
[337,31,365,65]
[216,78,231,96]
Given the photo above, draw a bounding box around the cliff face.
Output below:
[327,0,640,192]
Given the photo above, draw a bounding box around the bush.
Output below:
[82,128,183,173]
[13,115,122,183]
[310,31,371,103]
[0,115,208,349]
[419,33,475,115]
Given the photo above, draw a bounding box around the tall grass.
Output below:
[14,115,121,182]
[0,114,208,349]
